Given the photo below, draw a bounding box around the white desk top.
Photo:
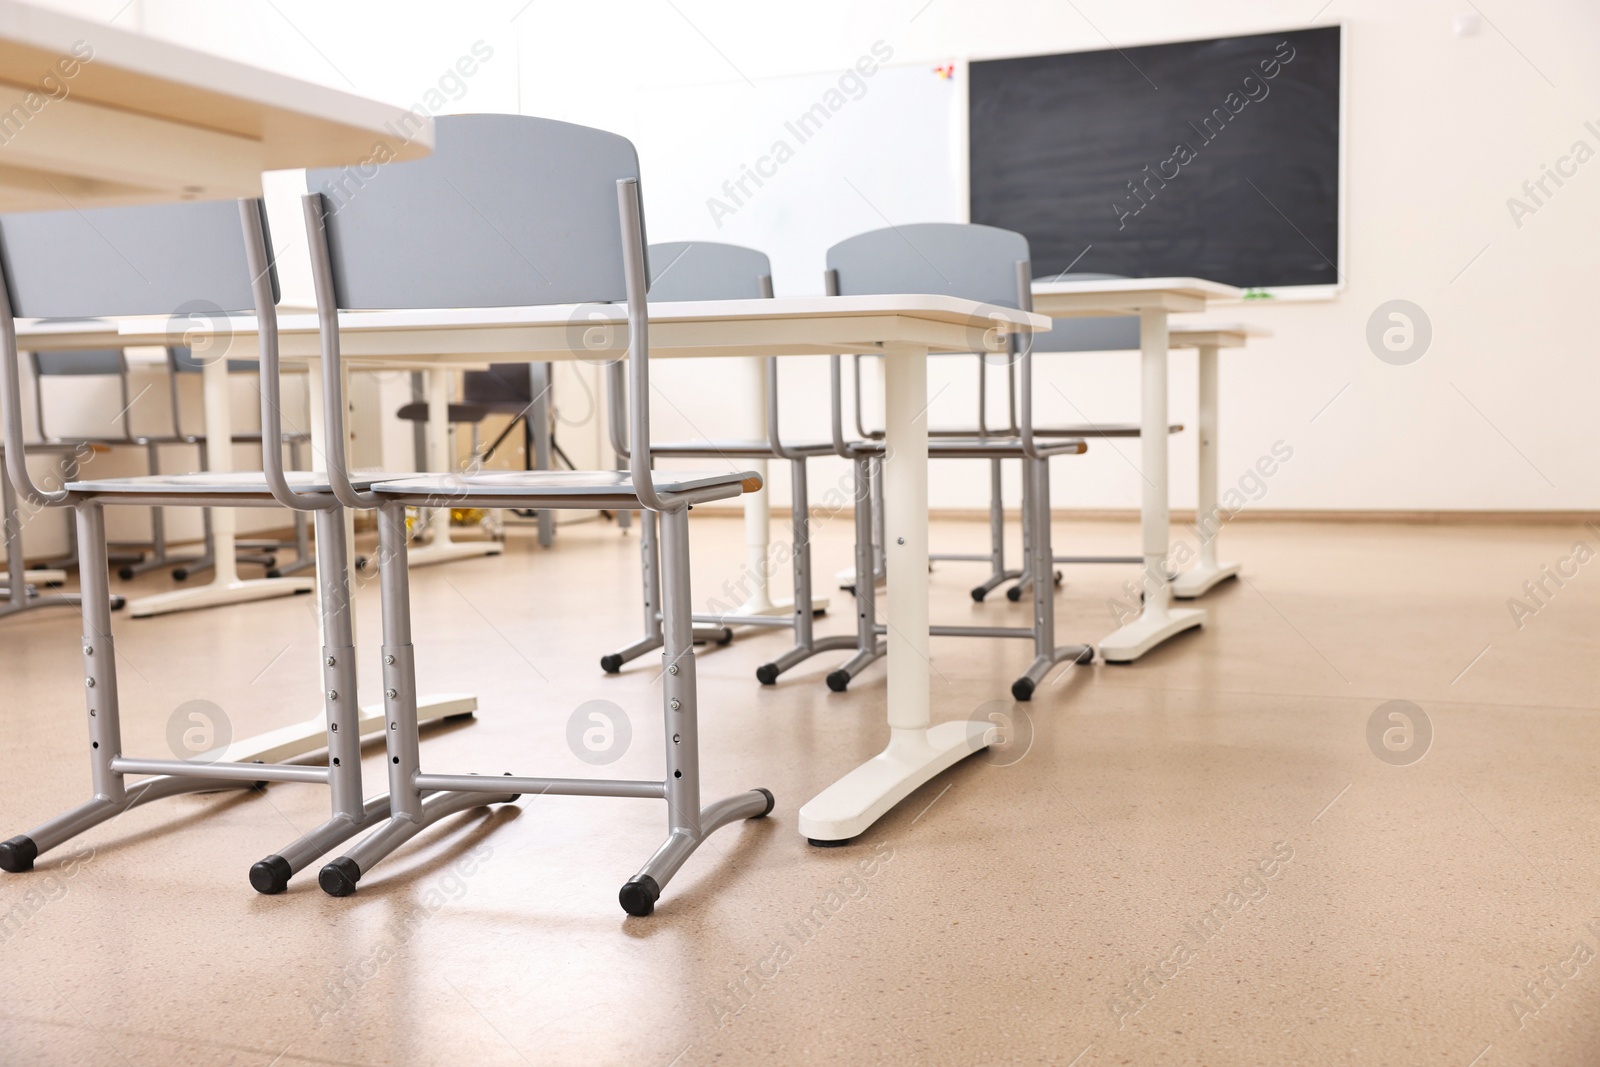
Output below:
[1032,277,1243,317]
[0,1,433,210]
[112,294,1054,365]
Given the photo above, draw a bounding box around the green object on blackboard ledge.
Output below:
[1242,287,1275,300]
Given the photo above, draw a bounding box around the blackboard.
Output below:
[969,26,1342,288]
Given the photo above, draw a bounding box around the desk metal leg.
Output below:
[1173,343,1239,599]
[1097,308,1204,662]
[799,345,989,845]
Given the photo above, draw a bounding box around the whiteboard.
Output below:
[634,59,964,297]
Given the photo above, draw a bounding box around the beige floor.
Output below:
[1,513,1598,1066]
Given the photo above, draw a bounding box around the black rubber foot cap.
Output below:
[619,874,660,917]
[716,628,734,647]
[319,857,361,897]
[825,670,851,693]
[1011,677,1036,702]
[172,569,188,581]
[1075,647,1095,665]
[807,835,857,848]
[110,597,126,611]
[752,787,776,818]
[600,653,624,674]
[755,663,780,686]
[250,855,293,895]
[117,566,135,580]
[0,834,38,873]
[1006,586,1023,602]
[970,587,987,603]
[265,569,281,579]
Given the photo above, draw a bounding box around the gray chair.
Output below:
[0,440,116,619]
[299,113,772,917]
[0,197,386,896]
[600,240,854,687]
[824,222,1094,700]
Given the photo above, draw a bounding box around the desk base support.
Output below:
[798,722,990,844]
[1172,561,1240,600]
[1099,606,1205,662]
[128,576,315,618]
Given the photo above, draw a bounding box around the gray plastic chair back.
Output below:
[305,114,643,311]
[32,349,126,376]
[0,199,276,318]
[647,242,770,302]
[827,223,1029,309]
[1029,273,1139,352]
[169,345,254,375]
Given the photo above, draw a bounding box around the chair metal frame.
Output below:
[601,242,855,687]
[296,113,772,917]
[821,226,1095,700]
[0,197,385,895]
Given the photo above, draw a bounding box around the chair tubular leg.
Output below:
[754,458,858,686]
[622,506,771,917]
[1011,459,1094,702]
[0,503,249,875]
[318,502,516,898]
[827,457,887,692]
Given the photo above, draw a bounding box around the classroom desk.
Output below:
[0,2,430,210]
[1030,278,1242,663]
[119,293,1054,845]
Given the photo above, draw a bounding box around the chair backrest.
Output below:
[28,348,131,443]
[305,113,643,311]
[827,223,1028,309]
[169,345,255,375]
[648,242,770,302]
[0,198,278,501]
[0,199,276,319]
[1028,273,1139,352]
[294,114,674,511]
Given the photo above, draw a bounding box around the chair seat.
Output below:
[396,401,491,424]
[1034,422,1183,438]
[848,437,1088,459]
[372,468,761,501]
[66,470,393,496]
[650,439,836,459]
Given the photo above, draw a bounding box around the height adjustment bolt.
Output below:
[385,655,395,665]
[327,690,338,701]
[667,664,679,675]
[326,656,336,667]
[82,645,93,655]
[386,688,397,700]
[669,699,681,711]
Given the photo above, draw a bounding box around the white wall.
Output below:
[25,0,1600,518]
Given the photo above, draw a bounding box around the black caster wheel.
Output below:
[250,855,292,895]
[109,596,126,611]
[826,669,851,692]
[319,857,361,897]
[1011,677,1036,702]
[600,653,624,674]
[172,567,189,582]
[1006,585,1023,603]
[755,663,780,686]
[619,874,660,917]
[970,586,988,603]
[117,565,135,580]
